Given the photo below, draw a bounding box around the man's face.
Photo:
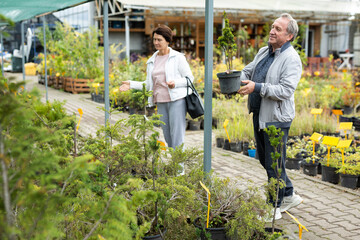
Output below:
[269,17,293,50]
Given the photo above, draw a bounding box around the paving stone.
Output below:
[330,202,354,212]
[321,233,347,240]
[331,226,360,238]
[321,207,349,217]
[338,213,360,225]
[334,220,360,231]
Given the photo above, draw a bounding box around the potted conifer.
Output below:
[217,12,241,94]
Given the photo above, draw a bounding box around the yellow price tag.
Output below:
[339,122,353,130]
[310,108,323,115]
[223,119,229,128]
[223,119,231,143]
[76,108,83,132]
[200,181,211,228]
[322,136,339,146]
[332,109,343,115]
[309,132,323,143]
[285,211,308,239]
[92,83,100,95]
[337,140,352,165]
[200,181,210,195]
[336,140,352,149]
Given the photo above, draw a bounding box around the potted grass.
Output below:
[337,153,360,189]
[217,12,241,94]
[303,156,319,176]
[320,152,341,184]
[285,144,302,170]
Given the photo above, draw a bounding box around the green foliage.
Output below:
[129,84,152,111]
[196,176,269,239]
[0,77,141,239]
[217,12,237,73]
[264,125,285,232]
[37,22,104,79]
[291,24,308,67]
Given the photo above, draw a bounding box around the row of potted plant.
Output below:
[285,135,360,189]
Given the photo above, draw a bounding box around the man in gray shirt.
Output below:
[238,13,303,221]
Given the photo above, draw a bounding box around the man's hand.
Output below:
[167,80,175,89]
[119,81,130,92]
[238,80,255,96]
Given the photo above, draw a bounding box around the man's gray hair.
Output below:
[280,13,298,41]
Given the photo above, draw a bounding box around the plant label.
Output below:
[310,132,323,142]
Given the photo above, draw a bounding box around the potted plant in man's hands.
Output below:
[217,11,242,94]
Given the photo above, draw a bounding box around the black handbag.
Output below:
[185,77,204,119]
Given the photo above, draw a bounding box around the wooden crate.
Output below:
[54,76,64,89]
[64,77,93,94]
[64,77,73,92]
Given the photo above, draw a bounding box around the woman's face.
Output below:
[153,33,169,51]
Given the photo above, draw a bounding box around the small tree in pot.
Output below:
[217,12,242,94]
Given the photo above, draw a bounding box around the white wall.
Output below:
[109,32,146,59]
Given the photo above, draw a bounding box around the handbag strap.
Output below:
[186,76,197,95]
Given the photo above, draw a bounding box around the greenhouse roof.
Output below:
[120,0,360,15]
[0,0,90,24]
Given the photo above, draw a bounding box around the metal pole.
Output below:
[1,32,4,77]
[305,20,309,57]
[104,0,110,126]
[203,0,213,173]
[125,14,130,61]
[21,21,25,82]
[43,16,48,102]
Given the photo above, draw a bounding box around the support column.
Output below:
[125,14,130,61]
[1,32,4,77]
[204,0,213,173]
[21,21,25,82]
[305,20,309,57]
[43,16,48,102]
[104,0,110,127]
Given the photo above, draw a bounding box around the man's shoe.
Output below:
[280,193,303,212]
[265,208,282,222]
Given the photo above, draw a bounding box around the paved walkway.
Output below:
[9,73,360,240]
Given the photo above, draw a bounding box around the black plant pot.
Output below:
[223,139,231,150]
[340,173,359,189]
[317,163,322,175]
[142,228,167,240]
[242,141,249,156]
[285,157,302,170]
[212,118,219,128]
[217,71,241,94]
[188,120,201,131]
[91,93,104,103]
[229,141,242,153]
[303,161,318,176]
[129,107,137,115]
[343,106,354,115]
[322,165,340,184]
[216,137,225,148]
[193,218,229,240]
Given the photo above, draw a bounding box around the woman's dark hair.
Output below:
[152,25,173,43]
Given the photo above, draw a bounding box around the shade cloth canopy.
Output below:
[0,0,90,24]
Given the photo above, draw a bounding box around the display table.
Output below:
[338,53,354,70]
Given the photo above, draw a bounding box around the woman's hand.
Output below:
[167,80,175,89]
[119,81,130,92]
